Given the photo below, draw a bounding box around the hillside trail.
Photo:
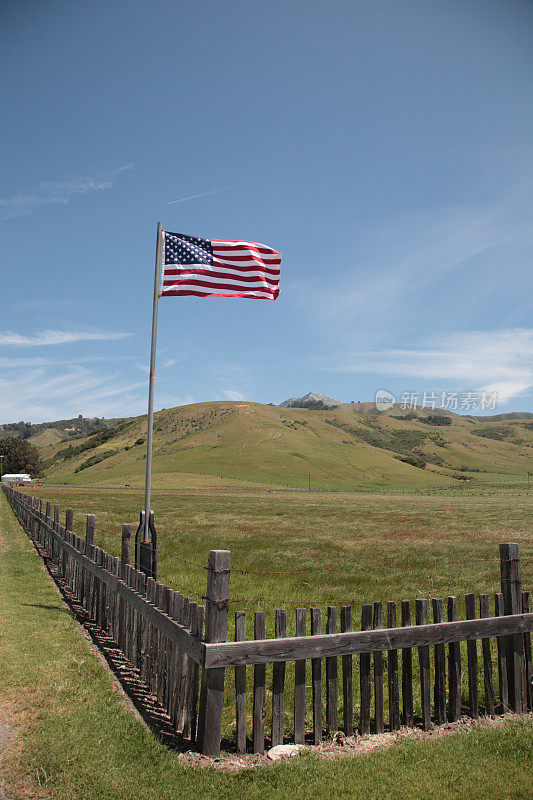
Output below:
[231,404,283,463]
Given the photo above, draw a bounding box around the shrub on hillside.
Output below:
[472,426,515,442]
[420,414,452,426]
[394,453,427,469]
[74,449,120,473]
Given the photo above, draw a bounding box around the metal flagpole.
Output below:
[143,221,163,543]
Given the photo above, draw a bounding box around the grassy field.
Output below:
[1,489,532,800]
[25,485,533,610]
[20,484,533,741]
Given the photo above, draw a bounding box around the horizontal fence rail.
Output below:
[4,486,533,758]
[203,614,533,668]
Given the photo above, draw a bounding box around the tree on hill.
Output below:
[421,414,452,426]
[0,437,42,476]
[289,400,338,410]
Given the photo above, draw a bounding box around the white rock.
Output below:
[267,744,304,761]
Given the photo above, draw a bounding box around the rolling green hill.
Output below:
[0,415,125,446]
[34,401,533,491]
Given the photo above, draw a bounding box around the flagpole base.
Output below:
[135,510,157,579]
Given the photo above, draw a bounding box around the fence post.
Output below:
[65,508,74,533]
[52,504,60,565]
[45,501,52,555]
[500,543,525,712]
[38,499,44,544]
[121,524,131,577]
[197,549,230,757]
[86,514,95,557]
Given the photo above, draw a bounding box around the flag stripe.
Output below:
[162,289,277,299]
[163,269,279,286]
[162,281,277,296]
[213,257,280,273]
[212,239,278,254]
[212,258,280,273]
[213,254,281,265]
[163,275,276,293]
[213,249,281,261]
[163,285,277,296]
[164,263,280,277]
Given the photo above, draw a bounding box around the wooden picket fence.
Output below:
[4,486,533,758]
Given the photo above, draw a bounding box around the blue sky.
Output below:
[1,0,533,423]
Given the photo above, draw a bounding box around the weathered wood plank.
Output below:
[387,601,400,731]
[177,597,192,725]
[495,593,509,712]
[416,599,431,731]
[432,598,446,725]
[447,596,461,721]
[203,613,533,668]
[168,590,183,728]
[189,603,204,743]
[183,600,201,738]
[271,609,287,747]
[197,550,231,757]
[465,593,479,718]
[340,605,353,736]
[294,608,306,745]
[121,524,131,574]
[326,606,338,736]
[311,607,322,744]
[252,612,267,754]
[500,543,525,712]
[401,600,413,727]
[479,594,496,716]
[162,585,174,711]
[235,611,247,753]
[373,601,384,734]
[523,592,533,711]
[359,604,372,735]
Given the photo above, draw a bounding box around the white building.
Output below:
[1,473,32,486]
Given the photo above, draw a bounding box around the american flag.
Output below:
[161,232,281,300]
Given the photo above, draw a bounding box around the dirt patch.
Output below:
[0,721,15,800]
[176,712,533,772]
[0,722,14,753]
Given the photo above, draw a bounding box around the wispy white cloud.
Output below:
[298,195,533,341]
[0,356,50,368]
[0,366,146,423]
[209,363,252,402]
[0,329,132,347]
[0,163,133,221]
[328,327,533,404]
[0,354,138,369]
[222,389,247,401]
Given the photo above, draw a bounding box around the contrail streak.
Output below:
[167,184,244,204]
